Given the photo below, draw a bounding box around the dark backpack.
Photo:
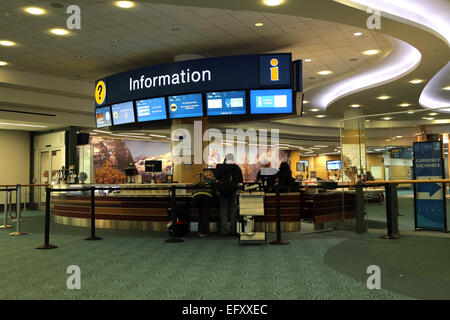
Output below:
[217,165,238,196]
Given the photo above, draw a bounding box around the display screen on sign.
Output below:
[326,160,341,170]
[168,93,203,119]
[206,91,247,116]
[95,106,112,128]
[250,89,293,114]
[136,97,167,122]
[111,101,135,125]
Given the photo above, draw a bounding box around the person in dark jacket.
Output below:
[256,157,277,192]
[192,171,215,237]
[276,162,296,193]
[214,154,243,235]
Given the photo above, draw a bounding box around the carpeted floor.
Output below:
[0,210,448,300]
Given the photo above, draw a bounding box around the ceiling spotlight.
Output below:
[382,117,392,120]
[50,28,70,36]
[407,110,414,114]
[0,61,8,66]
[398,103,410,107]
[353,32,363,36]
[350,104,361,108]
[429,112,438,116]
[443,86,450,91]
[363,49,380,55]
[310,108,319,112]
[303,100,309,104]
[396,136,403,138]
[24,7,46,15]
[365,119,370,122]
[316,115,325,118]
[377,95,391,100]
[409,79,424,84]
[263,0,284,6]
[115,1,135,8]
[254,22,264,27]
[304,58,312,62]
[318,70,332,75]
[0,40,16,47]
[422,117,434,120]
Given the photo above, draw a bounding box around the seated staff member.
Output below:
[192,172,215,238]
[276,162,297,193]
[256,157,277,192]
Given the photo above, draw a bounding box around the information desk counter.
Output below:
[51,184,357,232]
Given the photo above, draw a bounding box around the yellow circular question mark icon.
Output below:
[95,80,106,105]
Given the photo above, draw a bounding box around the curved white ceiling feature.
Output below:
[335,0,450,45]
[419,62,450,112]
[335,0,450,113]
[308,37,421,110]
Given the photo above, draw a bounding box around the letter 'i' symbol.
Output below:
[270,58,279,81]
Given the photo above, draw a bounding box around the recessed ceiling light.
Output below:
[443,86,450,91]
[382,117,392,120]
[422,117,434,120]
[350,104,361,108]
[407,110,414,114]
[377,95,391,100]
[396,136,403,138]
[24,7,46,15]
[398,103,410,107]
[314,145,328,148]
[263,0,284,6]
[115,1,135,8]
[316,115,325,118]
[0,61,8,66]
[365,119,370,122]
[429,112,438,116]
[363,49,380,55]
[353,32,363,36]
[303,100,309,104]
[0,40,16,47]
[310,108,319,112]
[318,70,332,75]
[254,22,264,27]
[304,59,312,62]
[409,79,424,84]
[386,139,391,142]
[50,28,70,36]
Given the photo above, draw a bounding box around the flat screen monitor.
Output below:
[326,160,341,170]
[111,101,135,125]
[250,89,293,115]
[206,90,246,116]
[145,160,162,173]
[136,97,167,122]
[168,93,203,119]
[95,106,112,128]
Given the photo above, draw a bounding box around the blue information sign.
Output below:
[413,141,447,231]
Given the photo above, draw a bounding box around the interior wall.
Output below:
[367,153,385,180]
[0,130,30,204]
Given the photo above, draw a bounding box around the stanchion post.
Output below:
[10,184,27,236]
[36,187,57,249]
[165,185,183,243]
[85,187,102,240]
[355,181,366,234]
[0,187,13,229]
[381,183,400,239]
[270,184,289,245]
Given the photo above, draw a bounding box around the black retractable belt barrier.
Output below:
[85,187,102,241]
[36,187,57,249]
[381,183,400,239]
[165,185,183,243]
[270,184,289,245]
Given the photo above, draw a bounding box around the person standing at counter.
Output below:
[192,172,215,238]
[277,162,297,193]
[256,157,277,192]
[215,154,243,236]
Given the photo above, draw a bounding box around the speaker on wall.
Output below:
[77,133,90,145]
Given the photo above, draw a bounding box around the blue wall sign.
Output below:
[95,53,296,107]
[413,141,447,231]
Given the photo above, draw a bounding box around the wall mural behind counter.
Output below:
[90,137,290,184]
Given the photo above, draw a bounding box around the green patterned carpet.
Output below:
[0,211,448,300]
